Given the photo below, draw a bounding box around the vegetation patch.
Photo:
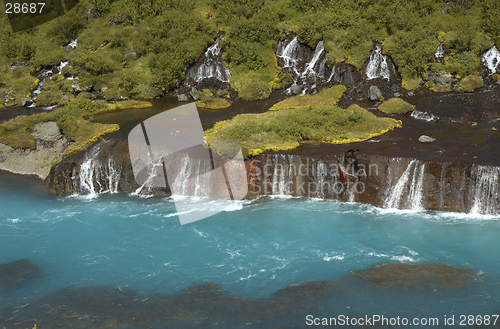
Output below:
[455,75,484,93]
[269,85,346,111]
[402,78,422,91]
[195,89,231,109]
[0,97,140,155]
[378,98,415,114]
[205,102,401,158]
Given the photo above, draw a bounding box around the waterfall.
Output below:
[252,153,361,199]
[302,41,326,78]
[185,38,231,84]
[30,39,77,107]
[276,36,302,69]
[72,142,123,197]
[384,159,426,210]
[482,47,500,75]
[470,165,500,215]
[365,44,390,80]
[79,158,97,197]
[276,36,328,95]
[435,44,445,59]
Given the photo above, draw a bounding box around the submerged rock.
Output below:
[348,263,477,290]
[0,258,42,291]
[368,85,382,101]
[418,135,436,143]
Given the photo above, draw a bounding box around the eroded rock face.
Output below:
[0,258,42,291]
[348,263,477,290]
[0,122,68,179]
[45,134,169,197]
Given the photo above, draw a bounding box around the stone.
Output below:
[434,72,453,86]
[408,91,414,97]
[368,85,382,101]
[0,259,42,291]
[289,84,302,95]
[0,122,68,179]
[22,96,33,107]
[32,122,63,142]
[418,135,436,143]
[177,94,188,102]
[496,79,500,86]
[191,91,200,101]
[492,127,497,131]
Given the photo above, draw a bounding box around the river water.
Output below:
[1,170,500,328]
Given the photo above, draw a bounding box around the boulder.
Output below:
[0,259,42,291]
[32,122,63,142]
[419,135,436,143]
[22,96,33,107]
[177,94,189,102]
[368,85,382,101]
[289,84,302,95]
[0,122,68,179]
[434,72,453,86]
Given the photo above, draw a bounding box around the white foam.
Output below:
[482,47,500,75]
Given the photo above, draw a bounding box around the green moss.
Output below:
[0,97,143,153]
[402,78,421,90]
[195,89,231,109]
[0,112,52,149]
[271,71,294,89]
[269,85,346,111]
[455,75,484,93]
[378,98,415,114]
[434,83,452,93]
[205,102,401,158]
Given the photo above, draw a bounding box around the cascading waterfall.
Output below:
[469,165,500,215]
[435,44,445,60]
[276,36,302,69]
[383,159,427,210]
[254,153,358,199]
[31,39,77,107]
[185,38,231,84]
[482,47,500,75]
[365,43,390,80]
[73,143,123,197]
[276,36,328,95]
[385,159,417,209]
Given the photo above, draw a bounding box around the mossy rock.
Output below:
[434,83,452,93]
[455,75,484,93]
[269,85,346,111]
[378,98,415,114]
[401,78,421,91]
[195,89,231,109]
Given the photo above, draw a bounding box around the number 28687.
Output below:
[5,3,46,14]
